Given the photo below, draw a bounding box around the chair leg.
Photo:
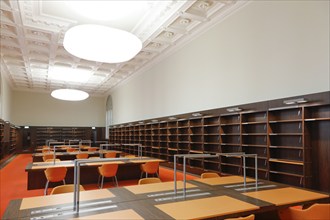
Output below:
[156,172,159,178]
[97,175,101,188]
[100,175,104,189]
[63,179,66,185]
[44,180,49,196]
[140,172,143,179]
[114,176,118,187]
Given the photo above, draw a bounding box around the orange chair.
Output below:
[140,161,160,178]
[44,167,67,195]
[97,163,119,188]
[278,203,330,220]
[138,177,162,185]
[67,148,77,152]
[104,152,117,158]
[201,172,220,179]
[76,153,89,159]
[88,147,98,152]
[42,148,51,153]
[225,214,255,220]
[43,154,55,162]
[50,184,85,195]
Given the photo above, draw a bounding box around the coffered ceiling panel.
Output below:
[0,0,248,97]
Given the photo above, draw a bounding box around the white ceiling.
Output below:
[0,0,248,97]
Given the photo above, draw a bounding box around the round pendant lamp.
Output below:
[63,24,142,63]
[51,89,89,101]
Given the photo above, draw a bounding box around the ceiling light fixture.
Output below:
[63,24,142,63]
[51,89,89,101]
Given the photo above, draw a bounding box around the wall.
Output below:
[0,73,13,121]
[110,0,330,125]
[12,91,106,127]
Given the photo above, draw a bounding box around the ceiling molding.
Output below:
[1,0,250,97]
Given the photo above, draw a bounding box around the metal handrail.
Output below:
[99,144,121,158]
[73,156,158,212]
[174,153,219,197]
[217,152,258,188]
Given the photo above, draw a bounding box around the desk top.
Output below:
[26,157,165,170]
[4,176,329,220]
[243,187,329,206]
[125,181,197,195]
[194,176,255,186]
[33,150,121,157]
[155,195,259,220]
[20,189,114,210]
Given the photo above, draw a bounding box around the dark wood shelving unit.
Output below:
[30,126,92,147]
[109,92,330,192]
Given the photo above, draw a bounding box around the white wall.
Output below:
[12,91,106,127]
[0,73,13,121]
[110,0,330,125]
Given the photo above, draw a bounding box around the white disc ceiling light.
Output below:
[51,89,89,101]
[63,24,142,63]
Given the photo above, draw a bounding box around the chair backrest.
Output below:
[201,172,220,179]
[98,163,119,177]
[44,167,67,182]
[42,148,51,153]
[67,148,76,152]
[50,184,85,195]
[225,214,255,220]
[43,154,55,162]
[278,203,330,220]
[141,161,159,174]
[76,153,89,159]
[105,152,117,158]
[88,147,98,152]
[138,177,162,185]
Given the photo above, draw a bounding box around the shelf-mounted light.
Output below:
[168,117,177,120]
[24,126,29,129]
[92,127,96,130]
[226,107,242,112]
[192,113,202,117]
[283,98,307,105]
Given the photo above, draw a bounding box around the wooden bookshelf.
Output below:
[109,92,330,192]
[30,126,92,147]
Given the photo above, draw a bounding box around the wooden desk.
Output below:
[25,157,165,190]
[32,150,122,162]
[3,176,329,220]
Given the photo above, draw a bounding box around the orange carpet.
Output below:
[0,154,197,217]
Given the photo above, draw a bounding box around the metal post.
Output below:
[53,145,56,165]
[183,156,186,198]
[73,159,78,212]
[243,155,246,187]
[255,154,258,188]
[174,155,177,194]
